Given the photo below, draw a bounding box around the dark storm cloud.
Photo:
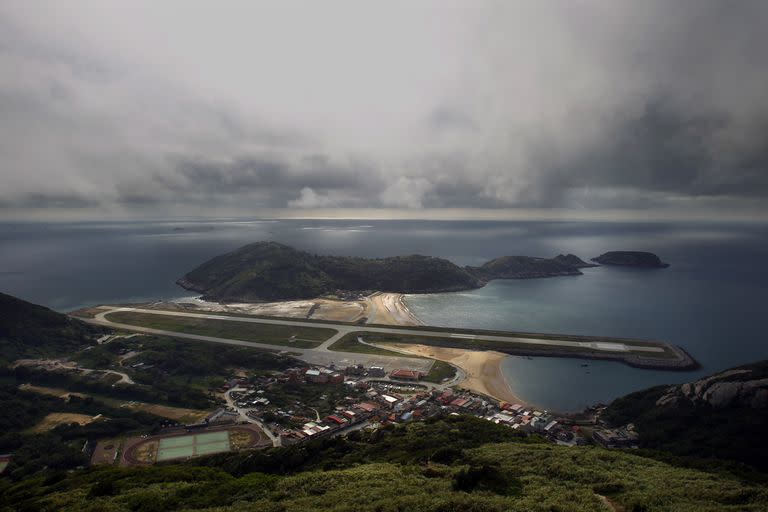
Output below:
[0,1,767,218]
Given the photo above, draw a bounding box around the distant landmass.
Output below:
[604,359,768,469]
[177,242,598,302]
[552,254,599,269]
[591,251,669,268]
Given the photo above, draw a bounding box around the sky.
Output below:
[1,1,767,221]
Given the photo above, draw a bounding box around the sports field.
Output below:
[156,431,231,461]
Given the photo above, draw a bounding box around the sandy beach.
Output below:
[166,292,525,404]
[366,292,422,326]
[389,343,528,406]
[167,292,424,325]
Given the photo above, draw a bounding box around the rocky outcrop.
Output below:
[591,251,669,268]
[656,366,768,408]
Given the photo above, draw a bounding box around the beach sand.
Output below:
[367,293,422,325]
[389,343,528,406]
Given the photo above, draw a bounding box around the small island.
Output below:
[591,251,670,268]
[177,242,594,302]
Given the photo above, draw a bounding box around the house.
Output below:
[390,369,421,381]
[449,397,471,408]
[593,426,640,448]
[326,415,348,425]
[305,369,328,384]
[380,394,399,408]
[356,402,379,413]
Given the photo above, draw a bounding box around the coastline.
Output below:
[366,292,422,326]
[165,291,532,407]
[389,343,529,407]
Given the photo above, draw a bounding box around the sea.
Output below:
[1,218,767,412]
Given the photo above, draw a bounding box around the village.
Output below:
[218,362,593,450]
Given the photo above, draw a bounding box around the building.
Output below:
[356,402,379,413]
[205,408,239,425]
[390,369,421,381]
[593,426,640,448]
[345,364,365,376]
[305,369,328,384]
[368,366,386,378]
[380,394,400,408]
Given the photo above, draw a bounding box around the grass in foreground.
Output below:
[104,312,336,348]
[3,416,766,511]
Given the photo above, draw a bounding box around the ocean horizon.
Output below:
[2,218,767,411]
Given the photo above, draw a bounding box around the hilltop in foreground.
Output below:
[177,242,594,302]
[3,416,767,511]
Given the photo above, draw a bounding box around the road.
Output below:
[223,388,281,447]
[86,306,666,355]
[85,307,434,373]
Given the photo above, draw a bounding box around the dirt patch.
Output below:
[311,299,366,322]
[18,383,88,401]
[69,307,104,318]
[92,439,122,466]
[126,403,210,423]
[230,429,258,449]
[130,438,159,464]
[368,293,421,326]
[32,412,99,432]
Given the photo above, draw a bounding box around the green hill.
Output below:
[2,416,766,511]
[467,255,582,280]
[177,242,483,301]
[0,292,105,364]
[177,242,592,302]
[603,359,768,470]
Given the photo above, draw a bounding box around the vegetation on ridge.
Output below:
[2,416,766,511]
[177,242,594,302]
[0,292,105,365]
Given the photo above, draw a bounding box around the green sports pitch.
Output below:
[156,431,231,461]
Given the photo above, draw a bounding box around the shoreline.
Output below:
[389,343,530,407]
[366,292,422,326]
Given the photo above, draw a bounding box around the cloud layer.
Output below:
[1,1,767,219]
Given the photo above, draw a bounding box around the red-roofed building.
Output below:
[326,415,348,425]
[390,369,422,380]
[356,402,379,413]
[449,397,470,408]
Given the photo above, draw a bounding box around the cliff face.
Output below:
[591,251,669,268]
[656,366,768,409]
[603,360,768,469]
